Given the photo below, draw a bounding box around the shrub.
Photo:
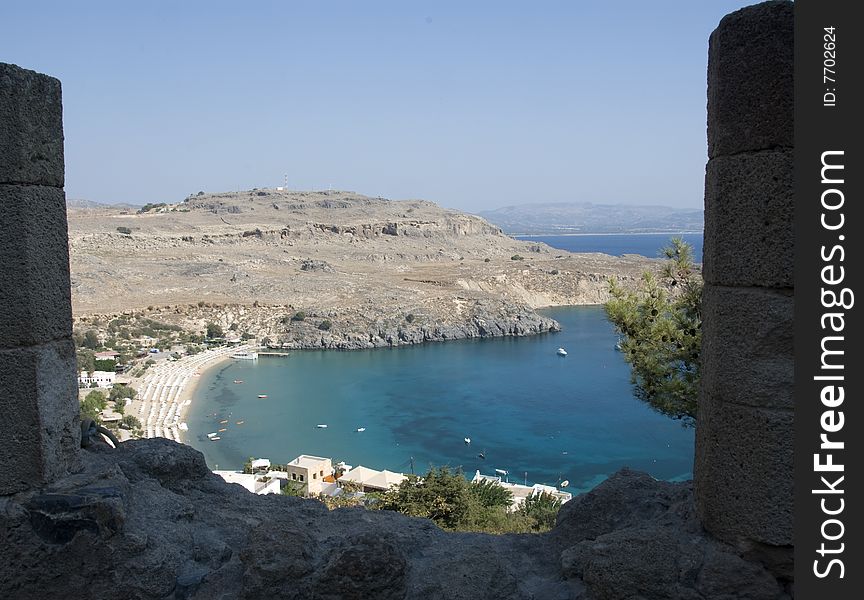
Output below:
[405,313,415,323]
[511,255,524,261]
[318,320,332,331]
[291,311,306,322]
[206,323,224,339]
[484,257,491,262]
[116,226,132,235]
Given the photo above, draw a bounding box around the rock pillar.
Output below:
[694,0,794,561]
[0,63,81,494]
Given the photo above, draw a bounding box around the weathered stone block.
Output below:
[0,184,73,348]
[0,63,64,187]
[694,395,792,547]
[703,149,793,288]
[707,1,793,158]
[701,285,793,409]
[0,339,81,494]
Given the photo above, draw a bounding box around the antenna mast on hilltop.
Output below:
[283,174,288,189]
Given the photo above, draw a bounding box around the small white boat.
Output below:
[356,427,366,432]
[210,436,221,441]
[316,424,328,429]
[257,394,268,399]
[560,480,570,488]
[557,348,568,356]
[464,437,471,445]
[206,432,218,439]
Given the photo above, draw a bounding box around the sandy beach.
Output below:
[127,345,253,442]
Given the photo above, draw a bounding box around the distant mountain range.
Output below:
[66,198,141,211]
[477,202,704,235]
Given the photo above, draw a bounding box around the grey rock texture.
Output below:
[707,1,794,158]
[0,184,74,347]
[695,0,794,572]
[703,149,794,288]
[0,63,65,187]
[0,442,786,600]
[0,63,79,494]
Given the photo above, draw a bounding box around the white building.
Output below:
[281,455,333,496]
[214,471,282,495]
[340,465,408,492]
[79,370,116,388]
[472,470,572,509]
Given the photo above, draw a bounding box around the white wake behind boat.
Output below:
[557,347,568,356]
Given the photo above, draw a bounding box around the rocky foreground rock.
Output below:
[1,439,788,599]
[67,190,661,346]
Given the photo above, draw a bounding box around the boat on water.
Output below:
[477,450,486,460]
[231,351,258,360]
[236,420,244,425]
[218,428,227,432]
[206,432,219,439]
[219,419,228,424]
[317,424,328,429]
[557,347,568,356]
[233,380,244,384]
[210,436,221,441]
[464,437,471,445]
[560,480,570,488]
[257,394,268,399]
[356,427,366,432]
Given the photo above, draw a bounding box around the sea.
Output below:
[187,302,698,493]
[515,232,703,261]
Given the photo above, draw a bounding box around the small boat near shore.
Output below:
[206,432,219,439]
[233,380,244,384]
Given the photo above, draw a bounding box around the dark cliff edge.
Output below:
[1,440,788,599]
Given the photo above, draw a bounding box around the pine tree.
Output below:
[605,238,702,423]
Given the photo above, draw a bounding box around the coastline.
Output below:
[128,345,252,443]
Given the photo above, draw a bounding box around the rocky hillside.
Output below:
[67,189,658,347]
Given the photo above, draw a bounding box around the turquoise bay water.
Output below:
[187,306,694,494]
[516,233,703,261]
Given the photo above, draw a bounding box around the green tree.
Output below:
[518,492,562,531]
[81,390,107,421]
[82,330,100,350]
[121,415,141,429]
[469,478,513,509]
[76,348,96,374]
[604,238,702,423]
[291,311,306,322]
[206,323,224,339]
[377,467,473,530]
[109,384,137,401]
[94,358,116,372]
[318,320,332,331]
[282,480,307,497]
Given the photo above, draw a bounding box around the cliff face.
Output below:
[67,190,659,344]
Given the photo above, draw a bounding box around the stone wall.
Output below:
[0,63,81,493]
[694,0,794,564]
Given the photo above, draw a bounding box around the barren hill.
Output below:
[67,189,657,349]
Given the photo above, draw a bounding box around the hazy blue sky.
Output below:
[2,1,752,211]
